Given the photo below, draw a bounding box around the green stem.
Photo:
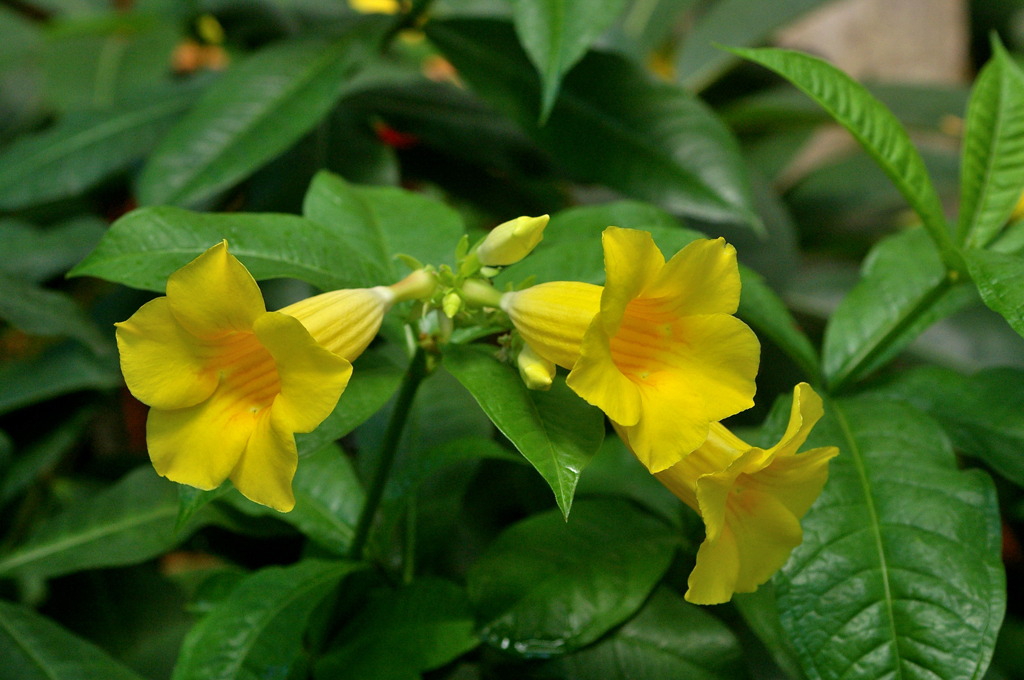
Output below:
[348,347,429,561]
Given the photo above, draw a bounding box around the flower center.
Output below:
[608,297,682,386]
[207,331,281,416]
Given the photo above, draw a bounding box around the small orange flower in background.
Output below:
[653,383,838,604]
[115,242,432,511]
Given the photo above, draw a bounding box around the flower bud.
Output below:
[476,215,549,266]
[516,343,556,391]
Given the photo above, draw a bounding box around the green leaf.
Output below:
[0,342,120,416]
[137,33,375,207]
[536,588,743,679]
[872,365,1024,488]
[965,247,1024,338]
[385,436,525,505]
[544,200,682,243]
[302,171,466,284]
[776,397,1004,680]
[467,499,677,657]
[173,559,362,680]
[0,409,93,507]
[70,206,382,292]
[0,466,217,580]
[733,585,806,680]
[731,46,957,262]
[443,343,604,519]
[677,0,832,90]
[0,274,109,354]
[0,600,147,680]
[509,0,626,121]
[822,229,976,391]
[0,217,106,282]
[957,39,1024,247]
[0,84,198,210]
[314,578,479,680]
[738,265,820,381]
[427,19,759,227]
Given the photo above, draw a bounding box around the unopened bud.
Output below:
[476,215,549,266]
[516,343,555,391]
[442,291,463,318]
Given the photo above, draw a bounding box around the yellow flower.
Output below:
[476,214,549,266]
[502,227,760,472]
[115,242,411,512]
[653,383,838,605]
[348,0,402,13]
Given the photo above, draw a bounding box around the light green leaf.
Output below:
[677,0,831,91]
[965,247,1024,338]
[314,578,479,680]
[957,39,1024,247]
[0,466,217,580]
[776,397,1004,680]
[731,46,957,262]
[173,559,363,680]
[0,217,106,282]
[443,343,604,519]
[467,499,677,657]
[0,601,147,680]
[302,171,465,284]
[823,229,976,391]
[0,274,109,354]
[70,206,382,292]
[427,19,759,227]
[510,0,626,121]
[138,33,376,207]
[537,588,743,679]
[0,342,120,416]
[0,84,198,210]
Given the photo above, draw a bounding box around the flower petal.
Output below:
[599,227,664,334]
[645,238,741,316]
[567,322,642,425]
[502,281,602,369]
[279,288,392,360]
[744,446,837,519]
[115,297,218,410]
[166,241,265,338]
[767,382,825,460]
[685,525,740,605]
[621,384,709,472]
[254,312,353,433]
[229,411,298,512]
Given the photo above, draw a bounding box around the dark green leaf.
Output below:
[731,46,957,260]
[138,33,376,207]
[302,170,465,284]
[776,397,1004,680]
[733,585,806,680]
[0,342,120,416]
[965,247,1024,338]
[738,265,820,381]
[0,601,147,680]
[0,84,198,210]
[428,19,759,226]
[543,200,682,243]
[957,39,1024,247]
[823,229,976,390]
[0,274,109,354]
[536,588,743,679]
[314,578,478,680]
[510,0,626,120]
[443,343,604,519]
[0,466,218,580]
[385,436,525,505]
[173,559,362,680]
[70,206,382,292]
[872,365,1024,488]
[0,409,93,507]
[467,499,677,657]
[0,217,106,282]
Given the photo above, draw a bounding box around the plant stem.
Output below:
[348,346,429,561]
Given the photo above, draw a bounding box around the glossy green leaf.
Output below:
[544,200,681,242]
[0,409,93,507]
[965,247,1024,338]
[957,39,1024,247]
[467,499,677,657]
[0,217,106,282]
[738,265,820,381]
[0,466,217,580]
[0,342,120,416]
[443,343,604,519]
[138,33,375,207]
[385,436,525,505]
[314,578,479,680]
[0,274,109,354]
[731,46,957,261]
[823,229,976,391]
[0,84,198,210]
[428,19,759,227]
[776,397,1004,680]
[0,601,147,680]
[70,206,382,292]
[733,585,805,680]
[510,0,626,121]
[677,0,831,90]
[173,559,362,680]
[302,170,465,284]
[872,365,1024,488]
[536,588,743,679]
